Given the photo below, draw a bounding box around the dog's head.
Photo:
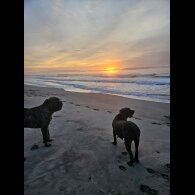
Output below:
[43,97,63,113]
[119,107,134,119]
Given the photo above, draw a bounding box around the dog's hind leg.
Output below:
[124,138,134,166]
[41,127,51,147]
[134,137,140,163]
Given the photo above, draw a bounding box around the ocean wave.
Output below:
[29,72,170,79]
[35,81,169,99]
[24,74,170,103]
[35,77,170,86]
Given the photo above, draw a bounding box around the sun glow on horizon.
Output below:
[104,67,118,75]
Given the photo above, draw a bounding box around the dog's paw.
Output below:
[133,158,139,163]
[112,142,117,145]
[45,143,51,147]
[118,165,127,171]
[127,161,134,167]
[48,139,54,142]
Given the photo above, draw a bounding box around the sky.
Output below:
[24,0,170,75]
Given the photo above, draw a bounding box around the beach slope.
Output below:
[24,85,170,195]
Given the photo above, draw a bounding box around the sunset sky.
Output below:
[24,0,170,75]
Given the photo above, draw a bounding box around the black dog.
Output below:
[112,108,141,166]
[24,97,63,147]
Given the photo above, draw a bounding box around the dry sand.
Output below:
[24,85,170,195]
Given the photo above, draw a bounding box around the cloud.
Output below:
[24,0,170,74]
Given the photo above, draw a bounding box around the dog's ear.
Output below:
[119,108,124,114]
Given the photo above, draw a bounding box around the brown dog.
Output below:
[24,97,63,147]
[112,108,140,166]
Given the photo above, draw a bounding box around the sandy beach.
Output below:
[24,84,170,195]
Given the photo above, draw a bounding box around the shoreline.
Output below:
[24,83,170,104]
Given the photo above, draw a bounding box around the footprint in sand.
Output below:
[146,167,169,181]
[161,173,169,180]
[88,176,92,182]
[121,151,128,155]
[164,115,170,120]
[117,153,131,169]
[93,108,99,111]
[66,120,74,122]
[117,155,123,160]
[146,168,156,174]
[117,159,121,163]
[118,165,127,171]
[166,122,170,126]
[75,104,80,106]
[133,117,142,120]
[151,122,162,125]
[69,102,74,104]
[85,106,90,108]
[165,163,170,168]
[31,144,39,150]
[140,184,158,195]
[76,127,83,131]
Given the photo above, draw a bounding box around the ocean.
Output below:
[24,68,170,103]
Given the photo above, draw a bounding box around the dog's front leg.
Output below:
[112,128,117,145]
[41,126,51,147]
[47,129,53,142]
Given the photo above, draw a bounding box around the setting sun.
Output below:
[104,67,117,74]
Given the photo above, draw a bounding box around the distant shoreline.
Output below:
[24,83,170,104]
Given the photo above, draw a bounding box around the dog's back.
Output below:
[114,120,140,140]
[112,112,140,140]
[24,105,51,128]
[112,113,126,127]
[123,121,140,140]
